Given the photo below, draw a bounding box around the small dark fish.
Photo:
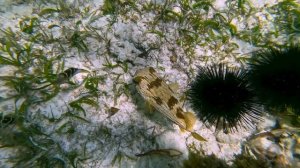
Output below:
[57,68,89,84]
[30,68,89,90]
[0,114,15,127]
[108,107,119,117]
[135,149,182,157]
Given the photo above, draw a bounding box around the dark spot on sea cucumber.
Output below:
[176,108,185,119]
[148,78,163,89]
[133,76,145,84]
[153,97,163,105]
[167,96,178,110]
[149,67,156,74]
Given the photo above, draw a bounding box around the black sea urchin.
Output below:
[188,64,261,133]
[248,46,300,115]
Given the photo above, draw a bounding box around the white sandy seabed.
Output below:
[0,0,298,167]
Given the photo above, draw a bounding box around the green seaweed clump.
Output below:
[183,152,230,168]
[183,151,271,168]
[232,154,269,168]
